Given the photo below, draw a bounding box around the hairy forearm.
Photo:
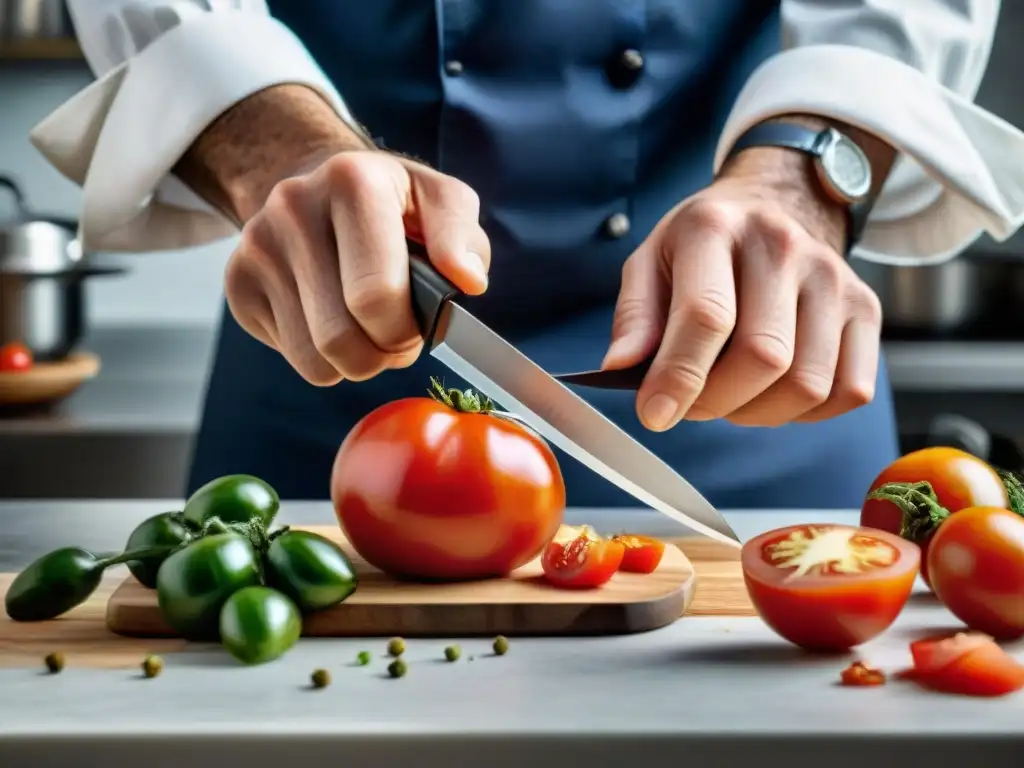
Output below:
[174,84,374,226]
[722,114,898,253]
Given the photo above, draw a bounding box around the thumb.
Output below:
[602,250,669,370]
[405,163,491,296]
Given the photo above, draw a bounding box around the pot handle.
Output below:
[0,175,28,220]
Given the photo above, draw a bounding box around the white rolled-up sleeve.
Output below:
[716,0,1024,266]
[29,0,362,253]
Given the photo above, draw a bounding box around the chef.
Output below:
[31,1,1024,509]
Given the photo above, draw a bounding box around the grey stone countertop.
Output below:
[0,502,1021,767]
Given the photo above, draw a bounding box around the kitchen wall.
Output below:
[2,5,1024,329]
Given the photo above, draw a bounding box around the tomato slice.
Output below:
[541,525,624,589]
[907,634,1024,697]
[840,661,887,687]
[741,524,920,651]
[611,534,665,574]
[0,342,33,373]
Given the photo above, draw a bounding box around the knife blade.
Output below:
[407,242,740,547]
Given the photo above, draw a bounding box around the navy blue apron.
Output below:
[189,0,899,509]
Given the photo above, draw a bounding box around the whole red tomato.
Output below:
[927,507,1024,640]
[860,447,1009,587]
[331,379,566,581]
[0,342,33,373]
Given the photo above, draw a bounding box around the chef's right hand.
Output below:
[223,151,491,385]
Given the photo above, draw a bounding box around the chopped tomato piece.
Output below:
[741,524,919,651]
[541,525,624,589]
[0,342,32,373]
[906,634,1024,697]
[611,534,665,574]
[840,661,886,687]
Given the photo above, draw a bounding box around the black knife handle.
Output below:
[407,239,463,343]
[553,359,652,390]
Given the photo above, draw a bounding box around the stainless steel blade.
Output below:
[429,303,740,547]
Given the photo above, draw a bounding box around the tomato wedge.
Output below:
[611,534,665,574]
[541,525,624,589]
[840,661,887,687]
[741,523,919,651]
[905,633,1024,697]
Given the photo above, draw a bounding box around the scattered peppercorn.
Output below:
[356,650,372,666]
[492,636,509,656]
[387,637,406,657]
[311,668,331,689]
[141,655,163,678]
[44,652,65,674]
[388,658,408,678]
[444,644,461,662]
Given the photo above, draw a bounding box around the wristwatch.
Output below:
[725,120,875,256]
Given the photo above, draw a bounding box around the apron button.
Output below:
[603,212,631,239]
[445,60,465,76]
[607,48,644,89]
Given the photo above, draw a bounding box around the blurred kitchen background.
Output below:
[4,1,1024,499]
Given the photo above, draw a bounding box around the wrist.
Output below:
[175,84,374,225]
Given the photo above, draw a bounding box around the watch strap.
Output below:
[725,121,874,257]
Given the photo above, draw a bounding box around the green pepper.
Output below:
[219,586,301,665]
[264,529,358,612]
[5,545,169,622]
[156,533,262,640]
[125,511,194,588]
[182,474,280,528]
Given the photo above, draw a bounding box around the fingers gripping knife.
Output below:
[406,240,740,547]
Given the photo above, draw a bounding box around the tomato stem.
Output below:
[866,481,950,543]
[996,468,1024,518]
[428,376,495,414]
[99,545,180,569]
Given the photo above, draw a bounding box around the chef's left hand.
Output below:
[603,141,884,431]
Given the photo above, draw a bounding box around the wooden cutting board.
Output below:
[104,527,752,638]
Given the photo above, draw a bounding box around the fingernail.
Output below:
[641,393,680,431]
[464,252,488,289]
[601,336,635,369]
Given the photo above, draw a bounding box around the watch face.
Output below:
[823,134,872,202]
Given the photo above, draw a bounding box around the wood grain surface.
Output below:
[0,532,754,669]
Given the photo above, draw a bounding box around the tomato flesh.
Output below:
[0,342,33,373]
[542,526,624,589]
[906,633,1024,697]
[741,524,919,652]
[926,506,1024,640]
[860,447,1009,588]
[331,395,566,581]
[612,534,665,574]
[840,661,886,687]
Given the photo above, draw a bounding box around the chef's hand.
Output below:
[224,150,490,385]
[603,137,885,431]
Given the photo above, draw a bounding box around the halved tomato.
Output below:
[905,632,1024,697]
[541,525,624,589]
[741,523,919,652]
[611,534,665,574]
[926,506,1024,640]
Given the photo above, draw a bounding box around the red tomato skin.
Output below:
[927,507,1024,640]
[541,536,624,589]
[860,447,1008,588]
[0,342,33,373]
[912,644,1024,697]
[612,535,665,574]
[331,397,566,581]
[742,524,919,652]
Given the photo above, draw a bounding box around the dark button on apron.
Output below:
[607,48,645,89]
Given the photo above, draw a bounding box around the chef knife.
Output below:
[406,241,740,547]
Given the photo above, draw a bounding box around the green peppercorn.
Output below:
[387,637,405,658]
[356,650,372,666]
[44,652,65,674]
[492,635,509,656]
[444,644,461,662]
[388,658,407,678]
[141,655,163,678]
[311,668,331,689]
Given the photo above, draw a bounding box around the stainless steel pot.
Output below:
[0,175,125,361]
